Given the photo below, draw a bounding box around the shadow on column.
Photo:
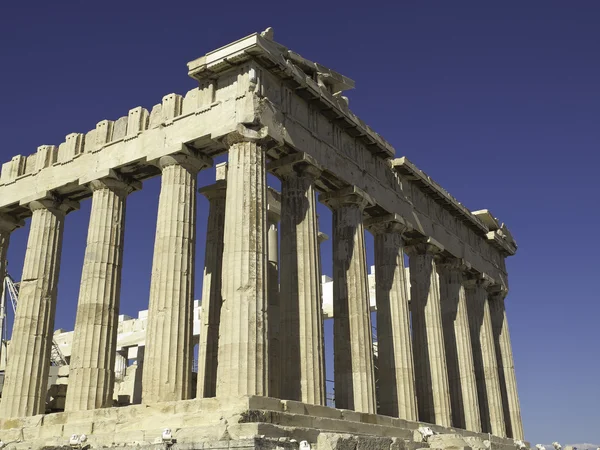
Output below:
[440,277,466,429]
[468,296,491,433]
[409,259,434,423]
[491,297,514,438]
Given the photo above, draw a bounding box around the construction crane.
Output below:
[2,274,67,366]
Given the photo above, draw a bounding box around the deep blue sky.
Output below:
[1,1,598,444]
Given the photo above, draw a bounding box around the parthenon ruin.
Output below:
[0,29,525,450]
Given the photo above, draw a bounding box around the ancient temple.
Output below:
[0,29,525,450]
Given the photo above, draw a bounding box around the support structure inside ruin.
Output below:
[0,28,525,450]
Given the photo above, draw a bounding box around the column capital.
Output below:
[158,150,212,174]
[199,162,227,200]
[0,213,24,233]
[320,186,374,211]
[365,213,412,236]
[220,124,280,149]
[20,192,79,217]
[268,152,322,180]
[435,256,471,273]
[464,272,494,290]
[405,237,444,256]
[90,173,141,197]
[487,283,508,299]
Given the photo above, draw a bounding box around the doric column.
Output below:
[196,163,227,399]
[270,153,326,405]
[465,276,506,437]
[0,214,23,366]
[216,139,269,397]
[0,196,78,418]
[66,173,139,412]
[489,287,524,440]
[115,350,127,382]
[366,214,417,420]
[142,150,211,404]
[406,240,452,427]
[321,186,376,413]
[437,258,481,432]
[267,188,281,398]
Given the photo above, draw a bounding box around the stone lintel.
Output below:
[0,213,25,232]
[320,186,375,211]
[365,213,412,236]
[267,152,323,179]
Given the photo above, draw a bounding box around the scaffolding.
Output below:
[1,274,67,367]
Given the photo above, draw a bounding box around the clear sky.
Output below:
[1,1,598,444]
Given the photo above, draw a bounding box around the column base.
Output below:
[0,396,528,450]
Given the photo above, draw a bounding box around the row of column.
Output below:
[0,142,523,441]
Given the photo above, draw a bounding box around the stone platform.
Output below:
[0,396,525,450]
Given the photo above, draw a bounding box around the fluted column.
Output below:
[406,240,452,426]
[271,153,326,405]
[366,214,417,420]
[0,214,23,367]
[142,151,211,404]
[437,259,481,432]
[489,288,524,440]
[66,175,139,411]
[466,276,506,437]
[197,163,227,398]
[321,186,376,413]
[0,196,77,418]
[267,188,281,398]
[216,140,269,397]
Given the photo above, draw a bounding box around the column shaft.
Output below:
[267,211,280,398]
[216,141,269,397]
[490,293,524,440]
[142,153,207,403]
[197,176,226,398]
[322,187,376,413]
[466,281,506,437]
[372,225,417,420]
[408,244,452,426]
[66,177,135,411]
[0,215,22,370]
[438,263,481,432]
[278,162,325,405]
[0,199,74,417]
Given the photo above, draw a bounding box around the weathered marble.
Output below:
[216,140,269,397]
[65,175,139,411]
[267,188,281,399]
[196,164,227,399]
[466,277,506,437]
[437,259,481,432]
[0,197,77,418]
[366,214,417,420]
[321,186,376,414]
[489,289,524,440]
[142,151,210,403]
[272,153,326,405]
[406,241,452,427]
